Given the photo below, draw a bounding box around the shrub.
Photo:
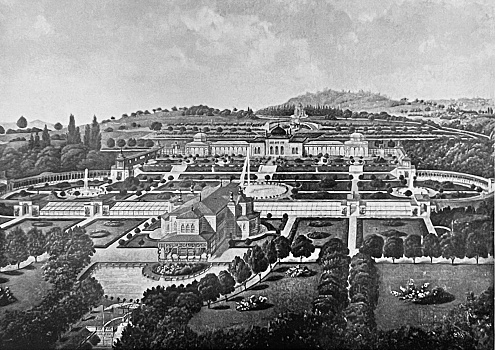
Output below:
[134,228,141,233]
[126,233,133,239]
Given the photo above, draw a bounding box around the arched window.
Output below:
[191,223,195,233]
[270,146,273,154]
[280,146,284,155]
[173,221,177,231]
[180,224,185,233]
[275,146,279,155]
[186,224,190,233]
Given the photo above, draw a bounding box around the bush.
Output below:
[118,239,126,246]
[126,233,133,239]
[134,228,141,233]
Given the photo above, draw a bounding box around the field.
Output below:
[2,218,82,234]
[188,263,320,332]
[83,218,146,248]
[375,263,494,330]
[0,262,52,317]
[290,218,349,247]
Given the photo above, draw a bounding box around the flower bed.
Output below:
[307,231,330,239]
[285,265,314,278]
[31,221,53,227]
[103,220,123,227]
[235,295,268,312]
[151,262,208,276]
[391,279,455,305]
[0,286,17,307]
[308,220,333,227]
[89,230,111,238]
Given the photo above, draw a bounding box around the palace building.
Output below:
[158,182,260,261]
[179,130,398,159]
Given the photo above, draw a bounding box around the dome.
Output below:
[270,125,287,136]
[350,132,364,141]
[193,133,207,142]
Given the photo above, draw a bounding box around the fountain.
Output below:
[63,168,106,198]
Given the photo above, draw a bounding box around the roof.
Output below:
[177,208,201,219]
[160,234,210,243]
[211,140,249,145]
[270,125,287,136]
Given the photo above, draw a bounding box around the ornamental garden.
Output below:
[0,110,493,349]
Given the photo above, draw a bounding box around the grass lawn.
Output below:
[189,263,320,332]
[3,218,82,234]
[375,263,494,330]
[361,218,427,241]
[83,218,146,248]
[0,217,14,225]
[0,262,52,318]
[121,233,160,248]
[290,218,349,247]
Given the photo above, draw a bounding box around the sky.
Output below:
[0,0,494,125]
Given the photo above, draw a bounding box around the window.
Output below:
[270,146,273,154]
[280,146,284,155]
[191,223,195,233]
[181,224,185,233]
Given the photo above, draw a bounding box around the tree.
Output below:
[16,116,27,129]
[90,115,101,150]
[83,124,91,147]
[404,235,422,263]
[26,227,46,262]
[107,138,115,148]
[383,236,404,263]
[175,292,202,315]
[66,114,81,145]
[273,236,291,261]
[41,125,51,148]
[291,235,315,261]
[228,256,252,289]
[218,270,235,301]
[35,146,60,173]
[6,227,29,268]
[150,121,162,131]
[360,234,384,258]
[0,125,5,134]
[60,144,87,171]
[422,233,441,263]
[465,232,488,264]
[0,229,8,268]
[245,245,269,280]
[198,273,221,308]
[441,233,465,265]
[117,139,126,148]
[54,122,63,130]
[262,239,277,266]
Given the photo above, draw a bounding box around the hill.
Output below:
[1,119,55,131]
[281,89,395,110]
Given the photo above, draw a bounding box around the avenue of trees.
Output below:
[0,114,115,179]
[0,226,103,350]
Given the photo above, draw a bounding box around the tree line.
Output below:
[0,114,115,179]
[0,226,103,350]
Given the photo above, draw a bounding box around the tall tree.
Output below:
[6,227,29,268]
[440,233,466,265]
[83,124,91,147]
[228,256,252,289]
[383,236,404,263]
[465,232,488,264]
[16,116,27,129]
[0,229,8,268]
[0,125,4,134]
[404,235,422,263]
[262,239,277,267]
[244,245,269,280]
[422,233,441,263]
[291,235,315,262]
[33,132,41,149]
[198,273,221,308]
[273,235,291,261]
[90,115,101,150]
[41,124,51,148]
[26,227,46,262]
[66,114,81,144]
[360,234,384,259]
[218,270,235,301]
